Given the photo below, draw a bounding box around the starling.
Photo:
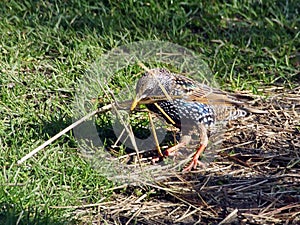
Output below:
[130,68,266,171]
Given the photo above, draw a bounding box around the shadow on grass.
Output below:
[41,114,77,148]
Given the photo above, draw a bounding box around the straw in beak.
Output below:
[130,97,139,111]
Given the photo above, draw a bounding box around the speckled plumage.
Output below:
[134,68,248,128]
[131,68,265,171]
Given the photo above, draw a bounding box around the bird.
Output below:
[130,68,266,171]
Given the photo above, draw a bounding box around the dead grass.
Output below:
[75,86,299,225]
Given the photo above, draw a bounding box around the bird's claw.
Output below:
[183,159,206,172]
[165,149,179,157]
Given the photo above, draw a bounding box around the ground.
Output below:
[0,1,299,224]
[77,87,300,224]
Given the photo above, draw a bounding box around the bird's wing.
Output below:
[185,87,243,105]
[183,85,268,114]
[171,74,236,105]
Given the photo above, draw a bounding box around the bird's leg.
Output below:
[165,135,192,156]
[183,124,208,172]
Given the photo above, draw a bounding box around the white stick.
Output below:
[17,104,113,165]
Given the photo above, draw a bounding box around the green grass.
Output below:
[0,0,299,224]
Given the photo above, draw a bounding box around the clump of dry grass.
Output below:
[73,86,299,225]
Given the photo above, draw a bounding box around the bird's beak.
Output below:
[130,97,139,111]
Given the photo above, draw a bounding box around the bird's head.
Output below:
[130,68,172,111]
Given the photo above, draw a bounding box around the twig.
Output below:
[49,197,107,209]
[148,110,163,157]
[218,208,238,225]
[17,104,113,165]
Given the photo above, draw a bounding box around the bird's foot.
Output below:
[164,142,187,156]
[151,144,183,164]
[151,156,161,164]
[182,144,206,172]
[183,159,206,172]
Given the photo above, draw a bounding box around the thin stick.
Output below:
[154,103,176,125]
[148,111,163,157]
[17,104,113,165]
[218,208,238,225]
